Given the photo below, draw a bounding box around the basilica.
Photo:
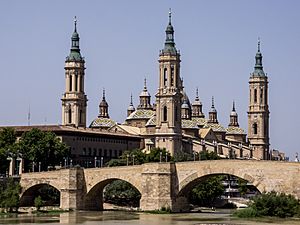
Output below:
[6,12,272,166]
[61,11,270,161]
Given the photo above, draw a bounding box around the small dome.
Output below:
[139,90,151,97]
[230,111,238,116]
[128,105,135,111]
[99,100,108,107]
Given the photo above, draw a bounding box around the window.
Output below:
[83,148,86,156]
[79,110,82,124]
[171,67,174,86]
[68,108,72,124]
[163,68,168,86]
[69,75,72,91]
[75,72,78,91]
[163,106,167,121]
[254,89,257,103]
[260,88,263,103]
[175,106,178,122]
[253,123,258,135]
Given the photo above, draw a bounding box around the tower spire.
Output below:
[253,38,265,76]
[67,16,83,61]
[102,88,106,101]
[229,100,239,127]
[144,78,147,91]
[74,16,77,32]
[208,96,218,123]
[162,9,176,54]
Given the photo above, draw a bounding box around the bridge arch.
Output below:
[20,183,60,207]
[83,178,142,210]
[178,172,262,197]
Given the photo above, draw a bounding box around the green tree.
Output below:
[0,178,21,212]
[235,191,300,218]
[145,148,171,162]
[199,151,220,160]
[238,178,248,197]
[104,180,141,207]
[0,128,18,175]
[190,175,225,207]
[18,128,69,171]
[34,196,44,211]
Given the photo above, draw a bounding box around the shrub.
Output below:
[34,196,44,211]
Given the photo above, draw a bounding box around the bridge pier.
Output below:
[140,163,174,211]
[59,167,86,210]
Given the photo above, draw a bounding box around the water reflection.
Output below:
[0,210,299,225]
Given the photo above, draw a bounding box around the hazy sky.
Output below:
[0,0,299,159]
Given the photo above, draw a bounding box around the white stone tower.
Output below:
[61,17,88,127]
[247,40,270,160]
[155,10,183,156]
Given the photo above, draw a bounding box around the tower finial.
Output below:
[130,93,133,104]
[74,16,77,32]
[102,88,106,100]
[144,78,147,90]
[232,100,236,111]
[212,96,215,108]
[196,87,199,98]
[169,8,172,25]
[258,37,260,52]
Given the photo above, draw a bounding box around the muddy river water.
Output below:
[0,210,299,225]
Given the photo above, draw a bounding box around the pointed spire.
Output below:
[144,78,147,91]
[229,100,239,127]
[253,37,265,76]
[99,88,109,118]
[168,8,172,25]
[195,87,199,101]
[74,16,77,32]
[102,88,106,101]
[162,8,177,54]
[130,93,133,105]
[67,16,83,61]
[208,96,218,123]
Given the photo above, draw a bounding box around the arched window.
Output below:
[260,88,263,103]
[254,89,257,103]
[69,75,72,91]
[163,106,167,121]
[75,73,78,91]
[79,110,82,124]
[253,123,258,135]
[175,106,178,122]
[68,108,72,124]
[163,68,168,86]
[171,67,174,86]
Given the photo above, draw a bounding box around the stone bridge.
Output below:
[19,160,300,212]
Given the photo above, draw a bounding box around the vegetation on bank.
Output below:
[234,191,300,218]
[0,127,69,174]
[0,178,21,213]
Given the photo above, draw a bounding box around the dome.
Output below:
[89,117,116,128]
[99,99,108,107]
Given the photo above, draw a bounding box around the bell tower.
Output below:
[155,10,182,156]
[247,39,270,160]
[61,17,88,127]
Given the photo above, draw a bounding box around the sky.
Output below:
[0,0,299,159]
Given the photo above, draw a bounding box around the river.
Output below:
[0,210,299,225]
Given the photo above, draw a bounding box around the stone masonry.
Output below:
[20,160,300,212]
